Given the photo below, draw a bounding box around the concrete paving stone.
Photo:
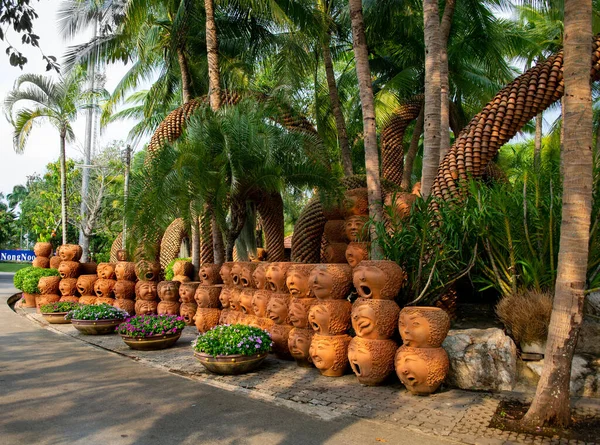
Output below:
[474,438,505,445]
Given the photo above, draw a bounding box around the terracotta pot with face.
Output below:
[309,334,351,377]
[116,250,128,261]
[251,290,271,318]
[240,263,259,288]
[135,280,158,301]
[49,256,62,269]
[308,264,353,300]
[113,298,135,314]
[288,298,316,329]
[239,289,256,315]
[268,324,293,360]
[96,263,116,279]
[199,264,222,285]
[157,281,181,302]
[38,276,61,295]
[179,282,200,303]
[218,286,234,309]
[34,242,53,258]
[95,297,116,306]
[230,263,245,287]
[158,300,180,316]
[348,337,397,386]
[59,295,80,303]
[398,307,451,348]
[344,188,369,216]
[252,263,269,290]
[286,264,315,298]
[323,243,349,264]
[115,262,136,281]
[353,260,405,300]
[229,288,243,311]
[134,260,161,281]
[36,293,60,307]
[59,278,78,296]
[194,308,221,333]
[246,315,274,331]
[384,192,416,221]
[194,285,222,308]
[265,262,292,293]
[351,298,400,340]
[58,261,80,278]
[172,275,191,283]
[94,279,116,299]
[113,280,136,300]
[395,345,449,395]
[288,327,314,367]
[308,300,352,335]
[266,293,292,325]
[172,260,193,279]
[219,308,241,325]
[323,220,349,243]
[180,302,198,325]
[218,262,235,286]
[135,299,158,315]
[58,244,83,262]
[344,215,369,242]
[345,242,370,268]
[76,275,97,296]
[32,257,50,268]
[78,296,97,305]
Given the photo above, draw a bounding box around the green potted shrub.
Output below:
[15,267,60,308]
[66,303,128,335]
[40,301,80,324]
[116,314,187,350]
[193,324,272,375]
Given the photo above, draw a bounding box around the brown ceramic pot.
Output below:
[266,293,291,325]
[113,298,135,314]
[240,263,258,288]
[353,260,405,300]
[97,263,116,279]
[120,332,182,350]
[135,280,158,300]
[398,306,451,348]
[58,244,83,262]
[157,301,180,316]
[229,262,252,287]
[265,262,292,293]
[395,345,449,395]
[32,257,50,268]
[323,220,349,243]
[71,318,121,335]
[134,300,158,315]
[116,250,128,261]
[308,264,353,300]
[22,292,37,307]
[288,327,314,367]
[308,300,351,335]
[239,289,256,315]
[218,262,235,286]
[113,280,136,300]
[179,281,200,303]
[59,278,78,296]
[229,288,243,311]
[323,243,349,263]
[194,307,221,333]
[76,275,97,296]
[198,263,223,285]
[94,279,116,299]
[194,285,222,308]
[288,298,316,329]
[115,262,136,281]
[252,263,269,290]
[79,262,98,275]
[345,242,370,268]
[49,256,62,269]
[36,294,60,311]
[268,324,293,360]
[194,351,268,375]
[78,296,98,305]
[218,286,233,309]
[218,308,237,325]
[286,264,315,298]
[135,260,161,281]
[344,215,369,242]
[58,261,80,278]
[348,337,397,386]
[173,260,193,279]
[157,280,181,302]
[41,312,71,324]
[59,295,80,303]
[180,302,198,325]
[351,298,400,340]
[33,242,53,258]
[251,290,271,318]
[95,297,116,306]
[384,192,416,221]
[309,334,351,377]
[38,276,61,295]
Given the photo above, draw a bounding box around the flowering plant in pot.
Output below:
[15,267,60,308]
[66,303,128,335]
[116,315,187,350]
[40,301,80,324]
[193,324,272,375]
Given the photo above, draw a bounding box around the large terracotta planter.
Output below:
[398,306,450,348]
[22,292,37,308]
[120,332,182,350]
[194,351,268,375]
[71,318,122,335]
[34,242,53,258]
[41,312,70,324]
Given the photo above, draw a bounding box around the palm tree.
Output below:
[4,72,88,245]
[7,185,28,211]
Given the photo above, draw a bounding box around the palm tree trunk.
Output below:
[439,0,456,161]
[402,107,425,191]
[205,0,221,111]
[349,0,383,259]
[534,112,543,169]
[421,0,442,198]
[256,192,285,262]
[59,131,68,245]
[177,47,193,104]
[323,32,353,177]
[200,207,214,264]
[212,212,225,264]
[522,0,593,428]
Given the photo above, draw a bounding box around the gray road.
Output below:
[0,272,455,445]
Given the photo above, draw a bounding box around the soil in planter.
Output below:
[490,400,600,443]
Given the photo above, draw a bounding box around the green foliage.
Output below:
[193,324,272,357]
[21,268,60,294]
[13,266,34,291]
[116,314,186,338]
[66,303,128,321]
[40,301,81,314]
[165,257,191,280]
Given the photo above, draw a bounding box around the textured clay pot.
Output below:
[288,327,314,367]
[194,307,221,333]
[198,263,223,285]
[157,280,181,302]
[239,289,256,315]
[179,302,198,325]
[34,242,53,258]
[58,244,83,262]
[135,280,158,300]
[134,260,161,281]
[288,298,316,328]
[345,242,370,268]
[113,280,136,300]
[59,296,80,303]
[134,300,158,315]
[348,337,397,386]
[194,351,268,375]
[229,288,243,311]
[116,250,128,261]
[38,276,61,295]
[344,188,369,216]
[344,215,369,242]
[172,260,193,279]
[172,275,191,283]
[49,256,62,269]
[398,306,451,348]
[22,292,37,308]
[59,278,78,296]
[78,296,98,305]
[113,298,135,314]
[115,262,136,281]
[32,257,50,268]
[265,262,292,293]
[230,262,252,287]
[194,285,222,308]
[286,264,315,298]
[41,312,70,324]
[94,279,116,299]
[157,301,180,315]
[307,300,352,335]
[218,286,233,309]
[71,318,122,335]
[351,298,400,340]
[58,261,80,279]
[252,263,269,290]
[97,263,116,279]
[76,275,97,296]
[308,264,352,300]
[323,220,349,243]
[268,324,293,360]
[79,262,98,275]
[266,293,291,325]
[36,294,60,310]
[353,260,405,300]
[94,297,116,306]
[120,332,182,351]
[309,334,351,377]
[179,281,200,303]
[323,243,349,264]
[240,263,258,288]
[218,262,235,286]
[395,345,449,395]
[251,290,271,318]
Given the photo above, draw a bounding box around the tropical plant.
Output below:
[21,268,60,295]
[40,301,81,314]
[116,314,186,337]
[192,324,272,357]
[66,303,128,320]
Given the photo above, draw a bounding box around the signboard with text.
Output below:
[0,250,35,262]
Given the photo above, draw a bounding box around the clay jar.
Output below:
[179,282,200,303]
[157,281,181,302]
[219,262,235,286]
[135,280,158,300]
[116,249,128,261]
[266,293,291,325]
[95,297,116,306]
[59,278,78,296]
[269,324,293,359]
[230,262,246,286]
[113,280,136,300]
[76,275,97,296]
[344,215,369,242]
[348,337,397,386]
[398,307,451,348]
[194,285,222,308]
[395,345,449,395]
[308,300,352,335]
[172,260,193,280]
[32,257,50,268]
[49,256,62,269]
[180,303,198,325]
[38,276,61,295]
[113,299,135,314]
[194,308,221,333]
[135,260,161,281]
[309,334,351,377]
[265,262,291,293]
[240,263,258,288]
[252,263,269,290]
[286,264,315,298]
[115,262,136,281]
[199,263,223,285]
[34,242,53,258]
[288,298,315,329]
[288,327,314,367]
[58,244,83,261]
[94,279,116,298]
[353,260,405,300]
[97,263,116,279]
[352,298,400,340]
[345,242,370,268]
[58,261,80,278]
[324,243,349,264]
[323,220,348,243]
[80,262,98,275]
[309,264,353,300]
[251,290,271,317]
[239,289,256,315]
[37,294,60,309]
[59,295,80,303]
[158,300,180,316]
[135,300,158,315]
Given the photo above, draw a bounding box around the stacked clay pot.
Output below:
[248,263,274,331]
[58,277,79,303]
[94,263,117,306]
[345,242,370,268]
[33,242,53,268]
[307,264,353,377]
[349,260,405,385]
[344,188,369,243]
[77,274,97,305]
[157,280,181,315]
[179,281,200,325]
[395,307,451,395]
[265,262,295,359]
[172,260,193,283]
[286,264,316,367]
[36,275,61,311]
[194,283,222,333]
[134,260,161,315]
[322,220,348,264]
[215,262,238,325]
[112,261,137,314]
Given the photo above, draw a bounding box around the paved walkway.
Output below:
[3,272,599,445]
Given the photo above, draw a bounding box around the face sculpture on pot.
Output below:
[286,265,315,298]
[351,298,400,340]
[113,280,136,300]
[251,290,271,317]
[97,263,116,279]
[94,279,116,298]
[265,262,291,293]
[194,308,221,333]
[323,243,349,264]
[345,242,370,268]
[194,285,222,308]
[113,298,135,314]
[157,300,180,316]
[353,260,405,300]
[38,276,61,295]
[266,293,291,325]
[172,260,193,280]
[134,260,161,281]
[308,300,352,335]
[269,324,292,359]
[59,261,80,279]
[239,289,256,315]
[179,282,200,303]
[34,242,53,258]
[240,263,258,288]
[252,263,269,290]
[344,215,369,242]
[395,346,449,395]
[58,244,83,261]
[76,275,97,296]
[288,328,314,367]
[79,296,97,305]
[219,262,235,286]
[288,298,315,328]
[59,295,80,303]
[116,249,128,261]
[157,281,181,302]
[344,188,369,216]
[115,262,136,281]
[398,307,451,348]
[199,264,223,285]
[135,299,158,315]
[180,303,198,325]
[348,337,397,386]
[308,264,353,300]
[218,286,233,309]
[59,278,78,297]
[229,288,243,311]
[309,334,352,377]
[135,280,158,301]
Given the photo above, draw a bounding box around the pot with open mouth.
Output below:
[348,337,397,385]
[352,260,405,300]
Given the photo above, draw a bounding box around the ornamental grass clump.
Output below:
[66,303,128,321]
[40,301,80,313]
[116,314,186,338]
[193,324,272,357]
[496,290,553,345]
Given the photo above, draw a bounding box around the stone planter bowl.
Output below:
[71,318,122,335]
[120,332,182,351]
[41,312,70,324]
[194,351,268,375]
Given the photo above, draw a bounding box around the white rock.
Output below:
[527,355,600,397]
